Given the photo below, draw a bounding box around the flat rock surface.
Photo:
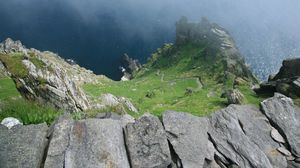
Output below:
[125,113,171,168]
[162,111,210,168]
[0,123,48,168]
[45,118,130,168]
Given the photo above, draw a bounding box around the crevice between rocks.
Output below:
[122,127,132,168]
[167,140,183,168]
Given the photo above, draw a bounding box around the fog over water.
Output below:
[0,0,300,80]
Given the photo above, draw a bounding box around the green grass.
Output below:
[0,99,62,125]
[0,53,29,78]
[0,77,62,125]
[0,78,20,100]
[83,43,261,117]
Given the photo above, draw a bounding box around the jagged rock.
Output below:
[125,113,171,168]
[0,38,27,54]
[45,118,130,168]
[162,111,210,168]
[225,89,245,104]
[0,38,96,112]
[208,105,281,168]
[272,58,300,80]
[0,123,48,168]
[271,127,286,143]
[261,93,300,157]
[120,53,142,80]
[1,117,23,129]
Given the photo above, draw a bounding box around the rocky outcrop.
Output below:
[0,38,103,112]
[1,94,300,167]
[175,17,256,81]
[255,58,300,98]
[120,53,142,81]
[0,123,48,168]
[1,117,23,129]
[225,89,245,104]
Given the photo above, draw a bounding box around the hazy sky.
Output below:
[0,0,300,79]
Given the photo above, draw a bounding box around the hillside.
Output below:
[83,17,261,116]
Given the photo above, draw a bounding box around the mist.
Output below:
[0,0,300,80]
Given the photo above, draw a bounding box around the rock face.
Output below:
[45,117,130,168]
[0,123,48,168]
[0,38,100,112]
[261,93,300,157]
[125,114,171,168]
[256,58,300,98]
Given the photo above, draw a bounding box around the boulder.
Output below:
[1,117,23,129]
[162,111,210,168]
[208,105,277,168]
[125,113,171,168]
[45,118,130,168]
[0,123,48,168]
[261,93,300,157]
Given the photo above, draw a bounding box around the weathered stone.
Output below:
[162,111,210,168]
[1,117,23,129]
[277,147,292,156]
[261,93,300,157]
[271,127,286,143]
[0,123,48,168]
[208,105,275,168]
[45,118,130,168]
[125,113,171,168]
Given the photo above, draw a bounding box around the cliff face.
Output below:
[175,17,256,81]
[0,38,96,112]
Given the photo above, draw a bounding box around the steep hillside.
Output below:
[83,17,261,116]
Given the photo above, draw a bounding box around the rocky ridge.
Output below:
[1,93,300,168]
[0,38,138,113]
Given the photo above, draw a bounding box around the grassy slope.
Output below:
[0,76,62,125]
[83,44,262,117]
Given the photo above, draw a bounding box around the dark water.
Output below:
[1,0,300,80]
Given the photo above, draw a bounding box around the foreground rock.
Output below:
[0,123,48,168]
[125,114,171,168]
[162,111,210,168]
[261,93,300,157]
[45,117,130,168]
